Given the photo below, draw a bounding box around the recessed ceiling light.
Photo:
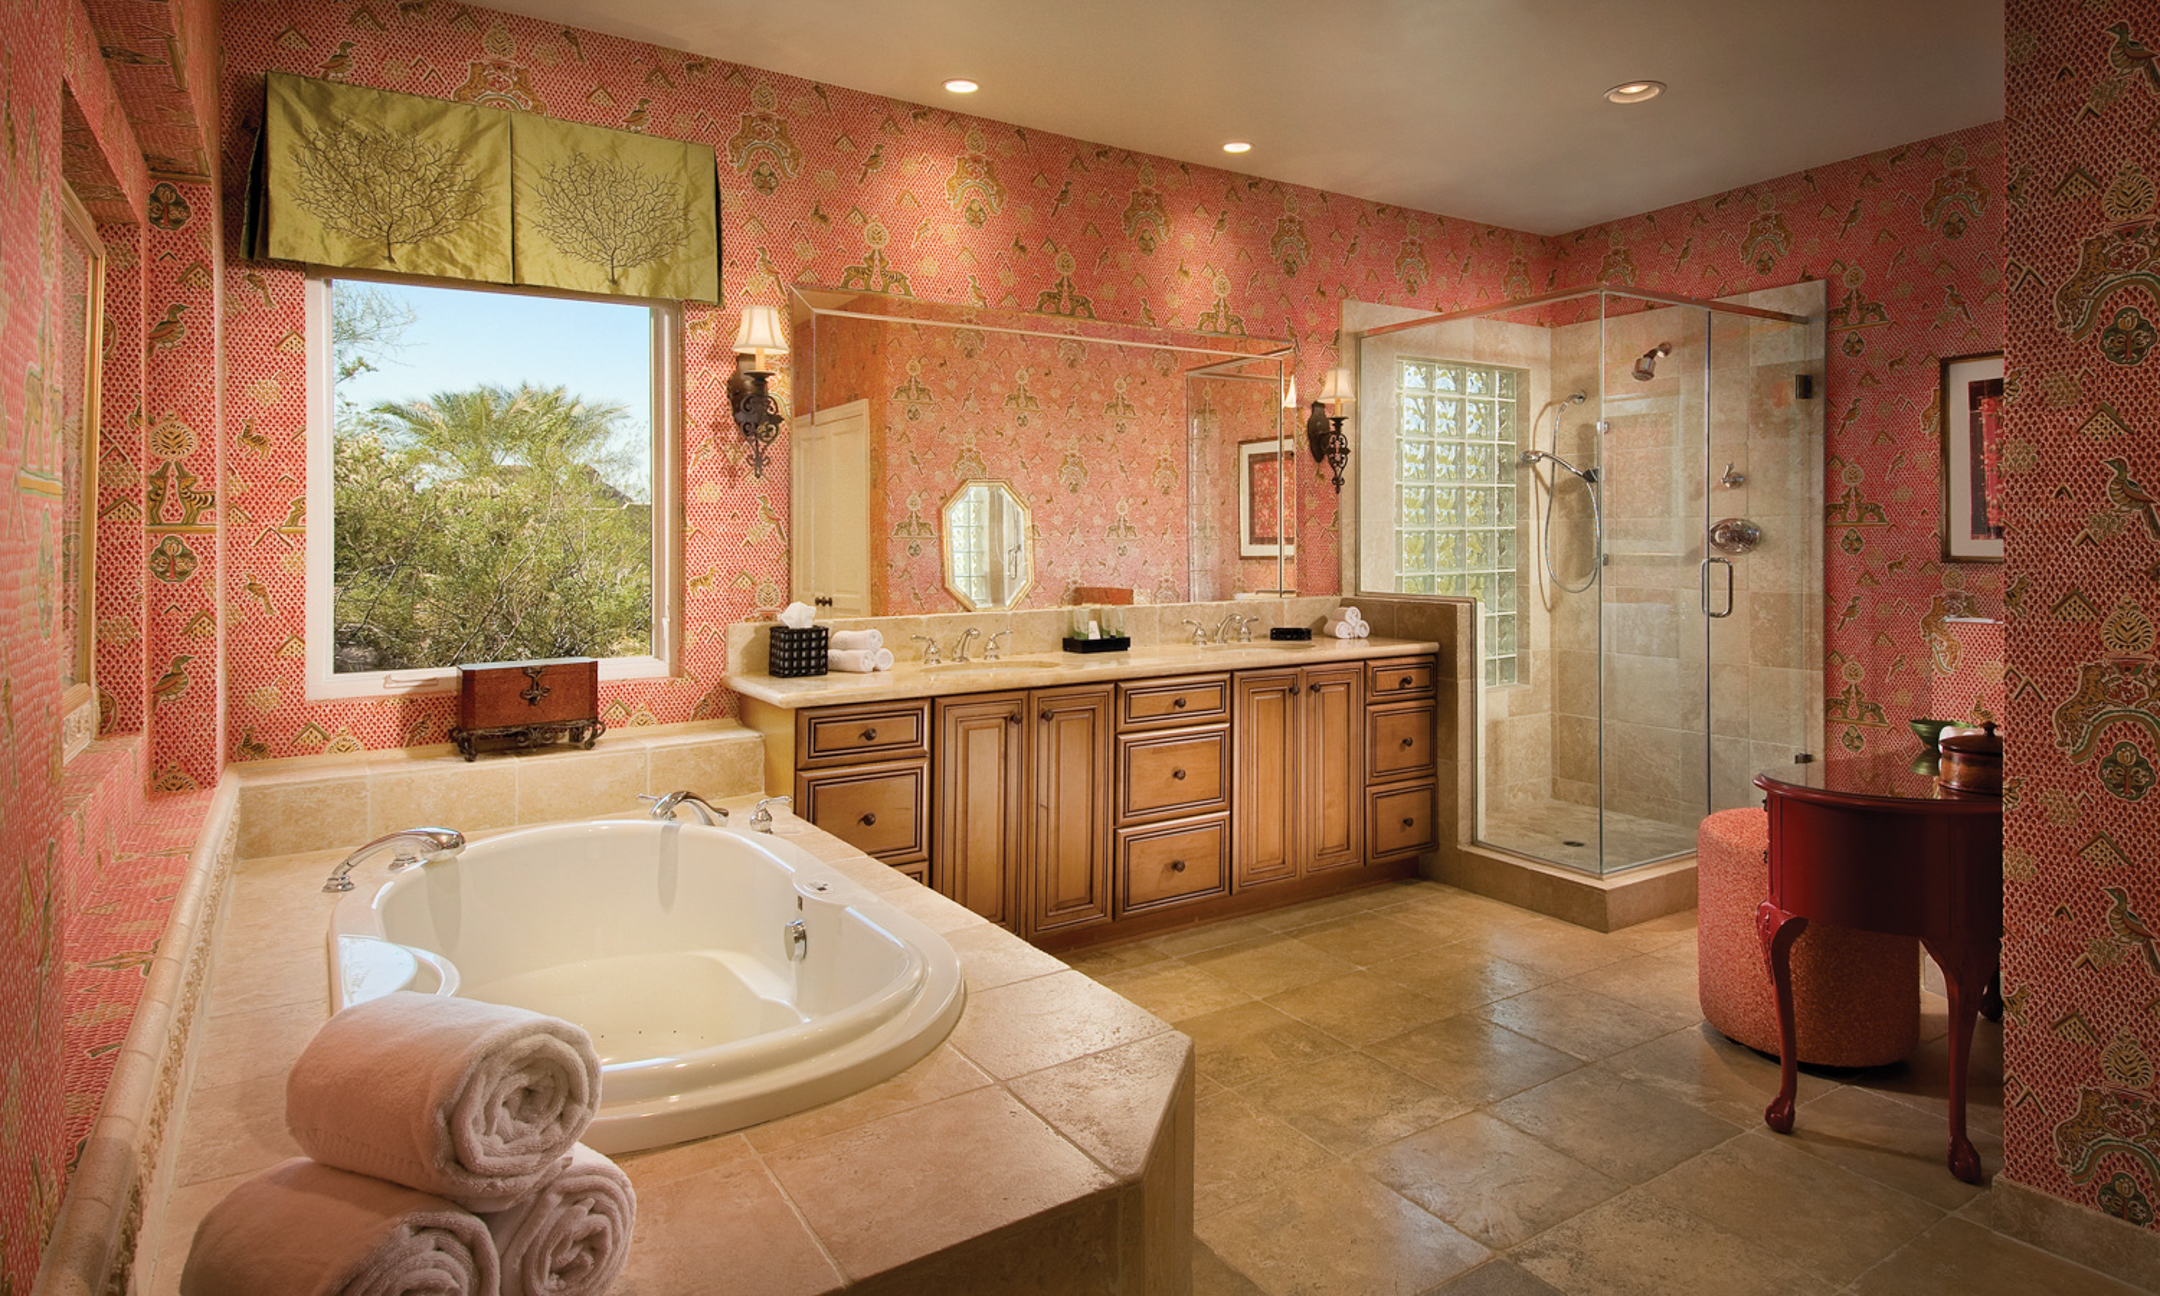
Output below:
[1605,80,1665,104]
[1222,141,1253,154]
[943,78,980,94]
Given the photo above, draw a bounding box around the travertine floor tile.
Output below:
[1851,1216,2150,1296]
[1192,1090,1339,1220]
[1780,1084,2002,1211]
[1197,1163,1488,1296]
[1511,1189,1837,1296]
[1368,944,1556,1012]
[1265,971,1454,1046]
[1491,1068,1740,1183]
[1641,1131,1943,1286]
[1185,935,1360,998]
[1426,1259,1569,1295]
[1568,952,1702,1021]
[1179,1000,1346,1088]
[1238,1051,1469,1155]
[1479,982,1683,1061]
[1358,1111,1624,1249]
[1284,912,1432,967]
[1365,1015,1583,1106]
[1597,1023,1839,1127]
[1099,960,1253,1023]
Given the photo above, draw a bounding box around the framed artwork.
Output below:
[1238,439,1295,559]
[1940,352,2004,563]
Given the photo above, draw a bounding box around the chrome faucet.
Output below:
[1214,612,1256,643]
[323,827,464,893]
[984,630,1011,661]
[749,795,792,833]
[646,790,728,825]
[1179,619,1210,646]
[953,627,980,663]
[911,634,941,665]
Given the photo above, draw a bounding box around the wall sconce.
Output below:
[1306,367,1353,492]
[726,305,789,478]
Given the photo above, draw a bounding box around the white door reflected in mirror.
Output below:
[941,480,1033,611]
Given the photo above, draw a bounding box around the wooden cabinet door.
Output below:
[794,759,930,864]
[1028,684,1113,937]
[1233,670,1300,888]
[1300,665,1365,872]
[933,692,1026,929]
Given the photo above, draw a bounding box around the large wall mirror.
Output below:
[56,187,103,759]
[788,288,1293,615]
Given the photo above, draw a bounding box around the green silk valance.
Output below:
[246,72,719,303]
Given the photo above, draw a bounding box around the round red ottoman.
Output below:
[1697,807,1920,1067]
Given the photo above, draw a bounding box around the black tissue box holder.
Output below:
[1270,626,1314,641]
[1062,636,1131,654]
[768,625,829,677]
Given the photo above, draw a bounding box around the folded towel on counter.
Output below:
[1338,605,1364,624]
[483,1144,635,1296]
[1322,621,1357,639]
[828,628,883,652]
[181,1157,497,1296]
[778,601,816,629]
[287,992,601,1212]
[1355,621,1372,638]
[827,647,895,673]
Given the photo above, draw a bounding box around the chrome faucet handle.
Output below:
[984,630,1011,661]
[952,627,980,663]
[910,634,940,665]
[1237,615,1257,642]
[323,827,464,893]
[1180,619,1210,646]
[749,795,793,833]
[648,790,728,825]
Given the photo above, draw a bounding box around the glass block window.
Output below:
[945,489,991,606]
[1393,357,1524,686]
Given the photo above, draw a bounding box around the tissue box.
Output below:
[768,625,829,677]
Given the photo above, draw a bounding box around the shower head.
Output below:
[1632,343,1673,382]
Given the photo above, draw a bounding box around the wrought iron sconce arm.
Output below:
[727,362,784,479]
[1305,400,1349,493]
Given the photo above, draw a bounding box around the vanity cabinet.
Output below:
[757,649,1440,949]
[1233,665,1365,888]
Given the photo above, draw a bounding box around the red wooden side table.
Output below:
[1753,758,2003,1183]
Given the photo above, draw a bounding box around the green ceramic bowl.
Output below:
[1909,717,1956,748]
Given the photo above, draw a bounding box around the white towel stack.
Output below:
[829,628,883,653]
[182,993,635,1296]
[828,646,895,673]
[1322,606,1372,639]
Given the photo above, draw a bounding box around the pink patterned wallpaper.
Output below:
[1999,0,2160,1231]
[211,0,1538,762]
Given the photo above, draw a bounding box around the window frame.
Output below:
[303,268,681,701]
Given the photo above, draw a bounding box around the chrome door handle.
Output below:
[1701,557,1735,618]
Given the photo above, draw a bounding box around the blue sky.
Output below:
[334,279,654,489]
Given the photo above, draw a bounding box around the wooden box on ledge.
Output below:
[448,657,605,761]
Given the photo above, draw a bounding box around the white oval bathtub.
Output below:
[326,818,965,1153]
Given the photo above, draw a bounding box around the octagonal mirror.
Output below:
[941,480,1033,611]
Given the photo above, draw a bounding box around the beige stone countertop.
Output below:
[728,635,1441,708]
[147,797,1194,1295]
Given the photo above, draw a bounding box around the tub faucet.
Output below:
[646,791,728,826]
[953,627,980,663]
[749,795,792,833]
[323,827,464,893]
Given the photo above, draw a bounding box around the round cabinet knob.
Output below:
[1040,709,1053,722]
[1401,817,1416,829]
[1172,697,1188,709]
[1401,737,1416,749]
[1172,768,1187,780]
[1007,713,1021,727]
[859,812,877,827]
[1290,684,1301,696]
[861,727,878,741]
[1399,675,1414,688]
[1170,859,1187,873]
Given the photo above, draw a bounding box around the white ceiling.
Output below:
[483,0,2004,235]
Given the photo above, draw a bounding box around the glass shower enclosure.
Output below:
[1351,285,1826,875]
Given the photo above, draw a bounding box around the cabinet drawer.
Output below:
[1367,701,1437,782]
[796,759,929,861]
[1118,675,1231,730]
[1369,782,1438,858]
[1118,727,1230,823]
[1367,658,1436,699]
[1118,815,1230,913]
[799,702,930,766]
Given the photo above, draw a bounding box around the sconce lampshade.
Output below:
[1282,376,1299,409]
[732,305,789,356]
[1318,366,1354,407]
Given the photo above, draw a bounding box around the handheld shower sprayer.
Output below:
[1632,342,1673,382]
[1521,391,1602,594]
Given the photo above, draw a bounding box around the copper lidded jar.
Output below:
[1938,722,2003,796]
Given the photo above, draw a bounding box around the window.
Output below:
[1392,357,1523,686]
[305,273,678,699]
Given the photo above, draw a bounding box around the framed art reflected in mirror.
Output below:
[1238,439,1294,559]
[1940,352,2003,564]
[56,186,104,759]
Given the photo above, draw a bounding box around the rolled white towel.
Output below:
[286,992,600,1212]
[873,646,895,671]
[1322,620,1357,639]
[1339,605,1364,624]
[778,601,815,629]
[1355,621,1371,638]
[484,1144,635,1296]
[181,1157,497,1296]
[827,648,879,673]
[828,628,883,652]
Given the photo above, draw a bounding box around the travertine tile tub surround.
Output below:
[142,787,1196,1295]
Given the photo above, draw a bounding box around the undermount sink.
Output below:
[922,660,1061,673]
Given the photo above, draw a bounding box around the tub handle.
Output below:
[858,812,877,827]
[784,918,808,963]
